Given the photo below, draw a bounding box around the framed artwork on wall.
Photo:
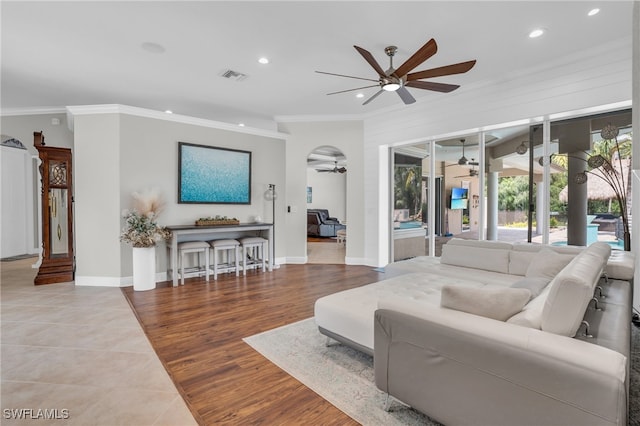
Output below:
[307,186,312,203]
[178,142,251,204]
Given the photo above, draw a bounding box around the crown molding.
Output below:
[1,107,67,116]
[65,104,289,140]
[275,113,366,123]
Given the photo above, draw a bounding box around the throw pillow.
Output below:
[525,248,574,281]
[440,286,532,322]
[510,277,550,299]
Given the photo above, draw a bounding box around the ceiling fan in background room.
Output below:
[454,162,479,178]
[316,37,476,105]
[316,161,347,174]
[447,139,479,167]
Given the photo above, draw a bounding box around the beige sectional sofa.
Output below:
[314,238,635,425]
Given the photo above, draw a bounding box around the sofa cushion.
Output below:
[506,285,550,329]
[525,248,574,281]
[541,243,609,337]
[447,238,513,250]
[508,251,537,276]
[512,242,584,255]
[441,244,510,274]
[441,285,531,321]
[510,277,550,299]
[606,250,635,280]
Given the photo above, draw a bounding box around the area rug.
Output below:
[244,317,640,426]
[243,318,439,425]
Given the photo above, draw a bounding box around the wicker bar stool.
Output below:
[208,239,240,280]
[239,237,268,275]
[177,241,210,285]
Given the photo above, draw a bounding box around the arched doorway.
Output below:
[306,146,347,264]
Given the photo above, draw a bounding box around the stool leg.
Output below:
[180,251,185,285]
[205,247,210,282]
[235,246,239,277]
[213,248,219,280]
[243,245,248,276]
[261,243,266,272]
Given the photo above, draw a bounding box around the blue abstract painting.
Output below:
[179,142,251,204]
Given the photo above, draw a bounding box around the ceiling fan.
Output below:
[447,139,479,167]
[316,37,476,106]
[317,161,347,174]
[455,164,479,178]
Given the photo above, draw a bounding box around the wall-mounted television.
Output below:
[178,142,251,204]
[450,187,468,210]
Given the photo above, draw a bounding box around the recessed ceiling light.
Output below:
[588,8,600,16]
[356,93,364,99]
[529,28,545,38]
[238,123,245,127]
[141,42,166,54]
[165,110,173,114]
[258,57,269,65]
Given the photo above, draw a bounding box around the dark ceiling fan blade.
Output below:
[354,45,386,77]
[363,89,384,105]
[393,38,438,78]
[315,70,379,83]
[326,84,380,96]
[407,60,477,81]
[396,86,416,104]
[405,80,460,93]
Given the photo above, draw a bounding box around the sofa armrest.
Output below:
[374,305,627,426]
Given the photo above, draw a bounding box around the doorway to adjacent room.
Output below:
[306,146,347,264]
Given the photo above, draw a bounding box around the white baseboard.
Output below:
[344,257,375,266]
[75,272,167,287]
[285,256,308,264]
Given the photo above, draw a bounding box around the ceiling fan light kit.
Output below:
[317,37,476,106]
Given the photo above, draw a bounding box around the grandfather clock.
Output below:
[34,131,75,284]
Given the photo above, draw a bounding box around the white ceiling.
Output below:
[1,1,633,129]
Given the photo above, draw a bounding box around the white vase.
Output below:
[132,246,156,291]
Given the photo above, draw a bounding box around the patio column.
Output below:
[486,171,499,240]
[567,151,588,246]
[536,178,544,236]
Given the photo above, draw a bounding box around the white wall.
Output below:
[362,37,633,266]
[280,121,365,264]
[1,146,31,258]
[632,1,639,311]
[73,113,121,284]
[306,168,346,223]
[70,106,286,286]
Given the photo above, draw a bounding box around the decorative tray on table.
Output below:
[195,216,240,226]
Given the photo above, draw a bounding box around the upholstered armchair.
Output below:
[307,209,346,237]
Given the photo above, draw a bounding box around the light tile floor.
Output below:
[306,242,346,264]
[1,258,197,426]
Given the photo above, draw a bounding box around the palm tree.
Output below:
[394,165,422,218]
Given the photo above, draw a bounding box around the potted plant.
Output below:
[120,189,171,291]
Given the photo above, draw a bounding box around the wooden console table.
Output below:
[166,223,274,287]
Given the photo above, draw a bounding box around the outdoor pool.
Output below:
[551,239,625,250]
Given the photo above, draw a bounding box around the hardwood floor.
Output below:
[122,264,386,425]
